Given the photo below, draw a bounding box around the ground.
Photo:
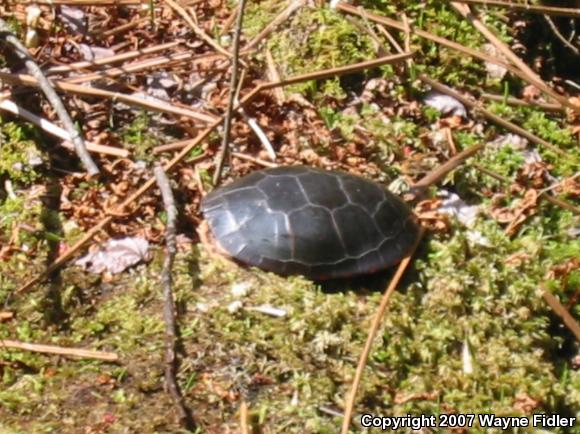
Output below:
[0,0,579,433]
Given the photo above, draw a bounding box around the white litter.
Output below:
[246,305,287,318]
[424,91,467,117]
[437,191,480,227]
[231,281,252,298]
[75,237,150,274]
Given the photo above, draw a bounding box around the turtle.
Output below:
[200,165,420,280]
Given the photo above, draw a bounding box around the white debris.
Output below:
[522,148,543,164]
[246,304,287,318]
[462,338,474,375]
[196,303,210,313]
[489,133,528,150]
[75,237,150,274]
[227,300,244,314]
[231,281,252,298]
[424,91,467,117]
[437,191,480,227]
[78,44,115,62]
[59,6,86,34]
[466,230,492,247]
[482,43,508,80]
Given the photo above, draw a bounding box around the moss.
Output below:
[268,7,376,98]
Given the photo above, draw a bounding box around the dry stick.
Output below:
[0,99,129,158]
[15,54,413,293]
[244,0,306,51]
[450,2,578,113]
[164,0,232,59]
[337,3,573,111]
[420,75,571,158]
[154,165,195,431]
[64,51,194,84]
[481,92,564,113]
[213,0,248,185]
[232,151,278,168]
[542,290,580,342]
[0,19,99,175]
[451,0,580,18]
[98,17,150,39]
[543,15,579,55]
[0,339,118,361]
[340,227,425,434]
[0,72,218,124]
[220,3,239,36]
[413,142,486,189]
[0,312,14,321]
[14,0,146,4]
[47,41,181,74]
[240,401,250,434]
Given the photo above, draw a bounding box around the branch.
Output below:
[0,18,100,175]
[340,227,426,434]
[0,339,118,361]
[154,165,196,430]
[213,0,248,185]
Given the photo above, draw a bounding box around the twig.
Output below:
[451,0,580,18]
[154,165,195,430]
[47,41,181,74]
[213,0,248,185]
[164,0,233,59]
[419,75,572,157]
[14,0,146,4]
[244,0,306,51]
[414,143,486,189]
[64,52,194,84]
[337,3,576,110]
[450,2,577,113]
[0,99,129,157]
[0,339,118,361]
[543,15,579,54]
[480,92,564,113]
[233,151,278,168]
[0,71,218,124]
[340,226,425,434]
[98,17,150,39]
[542,289,580,342]
[0,312,14,321]
[240,400,250,434]
[0,18,99,175]
[265,48,286,104]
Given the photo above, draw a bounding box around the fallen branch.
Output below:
[480,92,564,113]
[213,0,248,185]
[244,0,306,51]
[413,142,486,189]
[450,2,578,113]
[240,400,250,434]
[451,0,580,18]
[0,339,118,361]
[47,41,181,74]
[0,18,99,175]
[337,3,576,112]
[0,99,129,157]
[340,226,425,434]
[154,165,195,430]
[164,0,233,59]
[420,75,572,157]
[0,71,218,124]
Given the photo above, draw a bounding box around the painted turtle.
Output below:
[201,166,420,279]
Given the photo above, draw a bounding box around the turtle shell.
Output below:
[201,166,420,279]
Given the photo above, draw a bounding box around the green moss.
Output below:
[0,120,44,184]
[268,7,376,98]
[119,112,159,161]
